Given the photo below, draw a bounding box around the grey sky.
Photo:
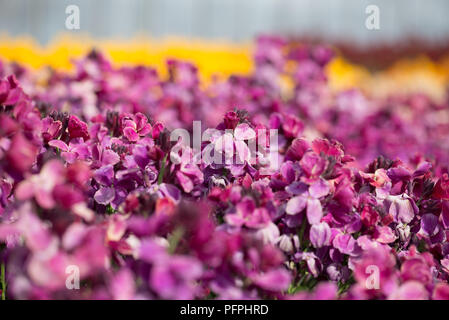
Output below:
[0,0,448,45]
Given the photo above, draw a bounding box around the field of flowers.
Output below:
[1,35,449,300]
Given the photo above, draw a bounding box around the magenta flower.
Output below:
[0,75,25,106]
[433,283,449,300]
[332,233,357,256]
[15,160,65,209]
[433,173,449,200]
[109,268,136,300]
[388,281,428,300]
[2,42,449,300]
[282,114,304,139]
[400,258,433,285]
[41,117,62,143]
[223,111,239,129]
[225,197,271,229]
[5,133,38,173]
[353,246,397,297]
[0,203,54,252]
[49,138,90,163]
[150,255,203,299]
[68,115,90,141]
[251,268,291,292]
[299,152,326,182]
[121,113,152,142]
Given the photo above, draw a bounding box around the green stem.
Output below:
[1,262,6,300]
[106,204,115,215]
[168,228,184,254]
[298,217,307,249]
[158,154,168,185]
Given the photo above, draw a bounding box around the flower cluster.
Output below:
[0,36,449,300]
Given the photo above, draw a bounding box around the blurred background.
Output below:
[1,0,448,45]
[0,0,449,81]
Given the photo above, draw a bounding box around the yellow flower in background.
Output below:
[0,34,253,80]
[326,57,371,92]
[0,33,449,100]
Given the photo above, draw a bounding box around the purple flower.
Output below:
[109,269,136,300]
[332,233,357,256]
[91,143,120,168]
[299,152,326,182]
[384,194,418,224]
[251,268,291,292]
[49,138,90,163]
[93,165,127,208]
[15,160,65,209]
[310,222,331,248]
[295,252,321,277]
[225,197,271,229]
[419,214,439,237]
[285,179,329,225]
[150,255,202,299]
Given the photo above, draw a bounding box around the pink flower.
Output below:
[49,138,90,163]
[433,283,449,300]
[282,114,304,138]
[353,246,397,296]
[150,255,203,299]
[388,281,429,300]
[121,113,152,142]
[15,160,65,209]
[68,115,90,141]
[251,268,291,292]
[400,258,433,285]
[109,269,136,300]
[225,197,271,229]
[5,133,38,173]
[0,75,25,106]
[41,117,62,143]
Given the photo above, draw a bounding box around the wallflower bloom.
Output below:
[286,179,329,225]
[0,75,24,106]
[310,222,331,248]
[5,133,38,173]
[121,113,152,142]
[150,255,203,300]
[41,117,62,143]
[67,115,90,141]
[225,197,271,229]
[15,160,65,209]
[433,174,449,200]
[0,38,449,300]
[383,194,418,224]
